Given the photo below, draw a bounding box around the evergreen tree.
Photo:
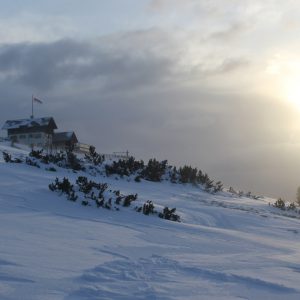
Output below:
[297,186,300,206]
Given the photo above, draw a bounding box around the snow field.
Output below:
[1,144,300,299]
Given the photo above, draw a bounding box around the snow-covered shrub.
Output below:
[50,152,66,165]
[287,202,296,211]
[134,175,142,182]
[50,176,140,209]
[29,149,84,171]
[76,176,93,195]
[159,207,180,222]
[170,166,178,183]
[29,149,44,160]
[229,187,237,195]
[49,177,78,201]
[26,157,40,168]
[178,166,198,184]
[274,198,285,210]
[2,151,12,162]
[105,157,144,177]
[142,200,155,215]
[142,159,167,182]
[123,194,138,207]
[297,186,300,206]
[204,178,214,192]
[84,146,104,166]
[103,155,223,194]
[48,176,180,222]
[46,167,57,172]
[81,200,89,206]
[213,181,223,193]
[2,151,22,163]
[135,200,156,215]
[66,150,84,171]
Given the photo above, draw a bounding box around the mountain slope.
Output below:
[0,143,300,300]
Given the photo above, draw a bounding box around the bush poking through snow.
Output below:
[134,175,142,182]
[273,198,285,210]
[105,157,144,177]
[213,181,224,193]
[29,149,44,160]
[287,202,296,211]
[76,176,93,195]
[104,156,223,194]
[29,149,84,171]
[228,186,260,200]
[81,200,89,206]
[142,159,167,182]
[49,177,78,201]
[297,186,300,206]
[123,194,138,207]
[159,207,180,222]
[49,176,139,209]
[2,151,22,163]
[2,151,12,162]
[48,176,181,222]
[66,150,84,171]
[4,147,224,195]
[26,157,40,168]
[178,166,198,184]
[84,146,105,166]
[142,200,155,215]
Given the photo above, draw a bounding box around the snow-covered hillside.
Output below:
[1,143,300,300]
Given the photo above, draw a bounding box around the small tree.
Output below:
[296,186,300,206]
[274,198,285,210]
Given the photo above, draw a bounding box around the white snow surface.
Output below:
[1,144,300,300]
[2,117,54,130]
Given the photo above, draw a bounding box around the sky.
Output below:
[1,0,300,200]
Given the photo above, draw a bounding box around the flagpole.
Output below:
[31,94,34,118]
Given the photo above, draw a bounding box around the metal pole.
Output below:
[31,95,34,118]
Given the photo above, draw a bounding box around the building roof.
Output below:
[2,117,57,130]
[52,132,78,144]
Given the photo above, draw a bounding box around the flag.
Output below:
[33,97,43,104]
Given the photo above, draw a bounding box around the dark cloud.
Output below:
[0,36,174,91]
[0,27,251,96]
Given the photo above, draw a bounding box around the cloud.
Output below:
[148,0,188,11]
[0,36,174,91]
[206,23,248,42]
[0,28,251,94]
[0,12,75,44]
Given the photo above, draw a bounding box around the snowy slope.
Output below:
[1,144,300,300]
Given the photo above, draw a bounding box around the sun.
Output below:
[265,55,300,109]
[282,76,300,108]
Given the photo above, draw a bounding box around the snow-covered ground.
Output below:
[1,143,300,300]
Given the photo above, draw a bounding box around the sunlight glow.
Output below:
[283,76,300,108]
[266,56,300,109]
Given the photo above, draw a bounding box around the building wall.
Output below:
[52,142,69,152]
[9,132,52,148]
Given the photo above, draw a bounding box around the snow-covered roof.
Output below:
[2,117,57,130]
[52,131,78,143]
